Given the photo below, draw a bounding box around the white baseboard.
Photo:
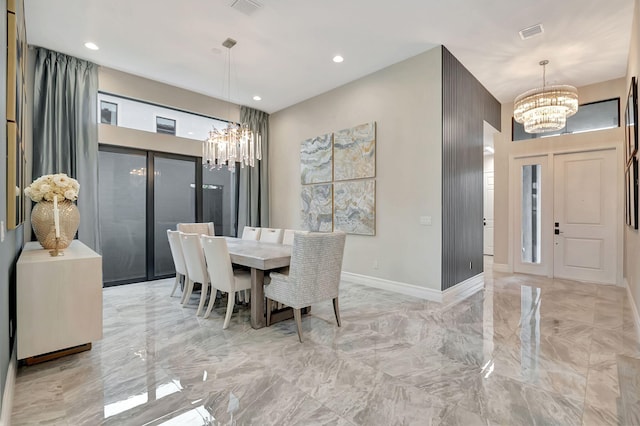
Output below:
[341,272,443,302]
[625,278,640,342]
[341,272,485,305]
[442,273,484,307]
[493,263,509,273]
[0,346,16,426]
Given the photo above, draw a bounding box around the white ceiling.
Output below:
[24,0,635,114]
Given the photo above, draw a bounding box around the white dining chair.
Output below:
[179,232,211,316]
[167,230,189,300]
[282,229,308,246]
[259,228,284,243]
[241,226,261,240]
[201,236,252,328]
[177,222,215,236]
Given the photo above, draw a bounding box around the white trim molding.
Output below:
[442,273,484,307]
[492,263,509,273]
[0,346,16,426]
[341,272,443,302]
[625,278,640,342]
[340,272,485,305]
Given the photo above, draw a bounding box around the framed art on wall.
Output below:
[626,77,638,166]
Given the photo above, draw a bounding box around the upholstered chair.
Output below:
[259,228,284,243]
[177,222,215,236]
[265,231,346,342]
[241,226,261,240]
[201,236,252,329]
[167,230,188,299]
[179,232,211,316]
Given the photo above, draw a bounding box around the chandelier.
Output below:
[513,60,578,134]
[203,38,262,172]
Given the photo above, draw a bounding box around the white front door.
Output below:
[553,150,617,284]
[484,171,494,255]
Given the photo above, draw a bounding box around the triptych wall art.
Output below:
[300,122,376,235]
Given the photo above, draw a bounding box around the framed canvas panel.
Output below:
[6,0,27,230]
[628,158,639,230]
[334,122,376,181]
[301,184,333,232]
[626,77,638,164]
[333,179,375,235]
[300,132,332,184]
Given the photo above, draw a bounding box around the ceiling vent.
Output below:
[230,0,262,16]
[519,24,544,40]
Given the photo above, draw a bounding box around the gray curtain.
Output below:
[237,106,269,232]
[33,48,100,252]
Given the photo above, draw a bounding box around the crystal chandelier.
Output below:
[203,38,262,172]
[513,60,578,134]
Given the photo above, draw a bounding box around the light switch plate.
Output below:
[419,216,432,226]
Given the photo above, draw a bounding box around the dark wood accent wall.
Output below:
[441,46,501,291]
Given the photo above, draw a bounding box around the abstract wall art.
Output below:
[334,122,376,181]
[333,179,375,235]
[300,132,332,184]
[301,183,333,232]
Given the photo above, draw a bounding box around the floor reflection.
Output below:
[10,259,640,425]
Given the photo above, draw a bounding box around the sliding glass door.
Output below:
[99,146,201,286]
[153,155,197,277]
[99,148,147,284]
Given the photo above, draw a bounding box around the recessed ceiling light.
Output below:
[253,95,262,101]
[333,55,344,63]
[84,42,99,50]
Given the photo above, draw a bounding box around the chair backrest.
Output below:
[179,232,209,285]
[282,229,308,246]
[167,230,187,276]
[177,222,215,236]
[259,228,284,243]
[241,226,261,240]
[288,231,346,304]
[201,236,236,293]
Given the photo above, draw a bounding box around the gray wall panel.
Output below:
[441,47,501,290]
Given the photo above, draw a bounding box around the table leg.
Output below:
[250,268,265,329]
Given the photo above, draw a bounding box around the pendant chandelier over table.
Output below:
[203,38,262,172]
[513,60,579,134]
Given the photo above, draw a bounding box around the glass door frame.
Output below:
[99,145,203,286]
[510,154,553,277]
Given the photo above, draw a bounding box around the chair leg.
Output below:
[181,279,194,306]
[266,298,272,326]
[244,289,251,305]
[203,287,217,319]
[196,283,209,316]
[223,291,235,329]
[294,308,303,343]
[333,297,341,327]
[170,274,180,297]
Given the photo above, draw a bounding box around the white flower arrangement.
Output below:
[24,173,80,202]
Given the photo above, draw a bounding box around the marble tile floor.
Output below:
[11,261,640,425]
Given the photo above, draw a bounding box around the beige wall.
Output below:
[493,79,626,272]
[269,47,443,289]
[625,0,640,318]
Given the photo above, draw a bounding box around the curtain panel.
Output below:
[33,47,100,251]
[237,107,269,232]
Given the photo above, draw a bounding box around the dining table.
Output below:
[224,237,292,329]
